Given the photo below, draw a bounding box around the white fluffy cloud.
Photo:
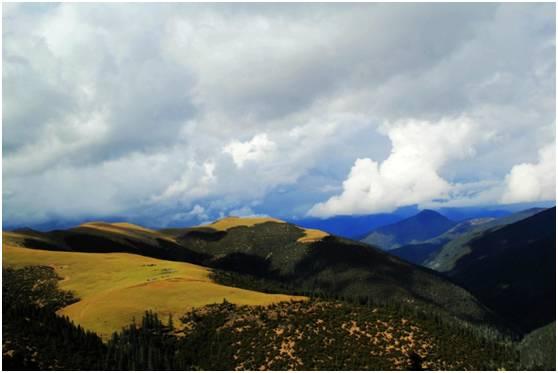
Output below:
[502,143,556,203]
[309,117,481,216]
[223,134,276,168]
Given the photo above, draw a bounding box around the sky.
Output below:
[2,3,556,228]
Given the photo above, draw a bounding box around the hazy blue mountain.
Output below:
[288,213,408,240]
[361,210,457,250]
[389,217,495,265]
[390,208,548,267]
[3,215,129,232]
[436,201,555,221]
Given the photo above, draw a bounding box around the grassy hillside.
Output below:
[193,216,329,243]
[7,223,210,264]
[446,208,556,334]
[2,239,304,339]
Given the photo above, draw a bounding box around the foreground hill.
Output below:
[3,237,303,338]
[172,300,516,370]
[6,217,495,327]
[3,266,520,370]
[445,208,556,334]
[361,210,457,250]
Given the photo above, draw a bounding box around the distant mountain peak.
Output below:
[362,210,457,250]
[415,209,452,220]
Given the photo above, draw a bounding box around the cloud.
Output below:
[2,3,555,226]
[155,161,217,202]
[308,117,481,216]
[501,143,556,203]
[223,134,276,168]
[228,206,260,217]
[169,204,209,223]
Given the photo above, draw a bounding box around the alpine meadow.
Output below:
[2,2,556,371]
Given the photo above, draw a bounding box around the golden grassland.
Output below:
[202,216,285,230]
[296,228,329,243]
[2,236,305,340]
[78,222,178,243]
[82,217,329,244]
[201,216,329,243]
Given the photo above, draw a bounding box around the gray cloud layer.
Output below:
[2,3,555,225]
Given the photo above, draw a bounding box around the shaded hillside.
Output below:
[427,208,547,271]
[5,222,210,265]
[390,242,443,266]
[8,218,496,327]
[389,218,495,265]
[392,208,546,267]
[361,210,457,250]
[447,208,556,334]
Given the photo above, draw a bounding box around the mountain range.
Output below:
[387,208,546,268]
[363,207,555,335]
[5,217,495,326]
[2,206,555,370]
